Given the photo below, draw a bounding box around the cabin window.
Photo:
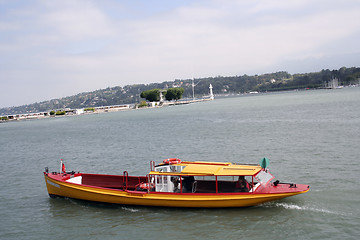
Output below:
[155,175,178,193]
[169,165,183,173]
[216,176,253,193]
[155,166,170,173]
[152,166,185,193]
[217,176,236,182]
[193,176,216,193]
[255,171,274,186]
[217,176,235,193]
[195,176,216,181]
[156,176,162,184]
[155,165,183,173]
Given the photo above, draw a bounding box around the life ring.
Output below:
[163,158,182,165]
[139,182,155,189]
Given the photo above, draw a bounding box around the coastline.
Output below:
[0,97,214,122]
[2,85,359,123]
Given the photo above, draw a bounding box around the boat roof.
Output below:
[150,161,262,176]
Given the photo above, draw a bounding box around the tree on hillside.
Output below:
[140,89,161,102]
[165,88,184,101]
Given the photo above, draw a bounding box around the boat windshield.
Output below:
[255,170,274,186]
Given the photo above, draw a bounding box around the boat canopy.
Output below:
[181,164,262,176]
[150,162,262,176]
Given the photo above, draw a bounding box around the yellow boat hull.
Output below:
[45,174,309,208]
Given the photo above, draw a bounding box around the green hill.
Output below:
[1,67,359,115]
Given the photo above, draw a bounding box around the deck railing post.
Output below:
[150,161,155,171]
[180,177,182,193]
[147,174,150,193]
[123,171,128,190]
[251,176,254,193]
[216,176,218,193]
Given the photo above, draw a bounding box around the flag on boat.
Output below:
[61,159,66,173]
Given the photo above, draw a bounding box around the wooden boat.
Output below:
[44,158,309,208]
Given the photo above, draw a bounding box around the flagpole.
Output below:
[60,159,63,173]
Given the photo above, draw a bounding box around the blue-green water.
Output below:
[1,88,359,239]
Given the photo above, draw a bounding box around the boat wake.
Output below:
[121,206,139,212]
[274,202,340,215]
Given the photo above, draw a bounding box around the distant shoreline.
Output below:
[2,66,359,117]
[0,97,214,122]
[2,85,360,123]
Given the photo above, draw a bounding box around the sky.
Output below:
[1,0,360,108]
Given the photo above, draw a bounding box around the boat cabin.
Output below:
[145,160,275,194]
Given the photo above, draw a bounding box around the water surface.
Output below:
[1,88,359,239]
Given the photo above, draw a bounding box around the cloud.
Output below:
[1,0,360,108]
[40,1,114,41]
[103,0,360,77]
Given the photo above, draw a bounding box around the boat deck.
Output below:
[49,172,147,191]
